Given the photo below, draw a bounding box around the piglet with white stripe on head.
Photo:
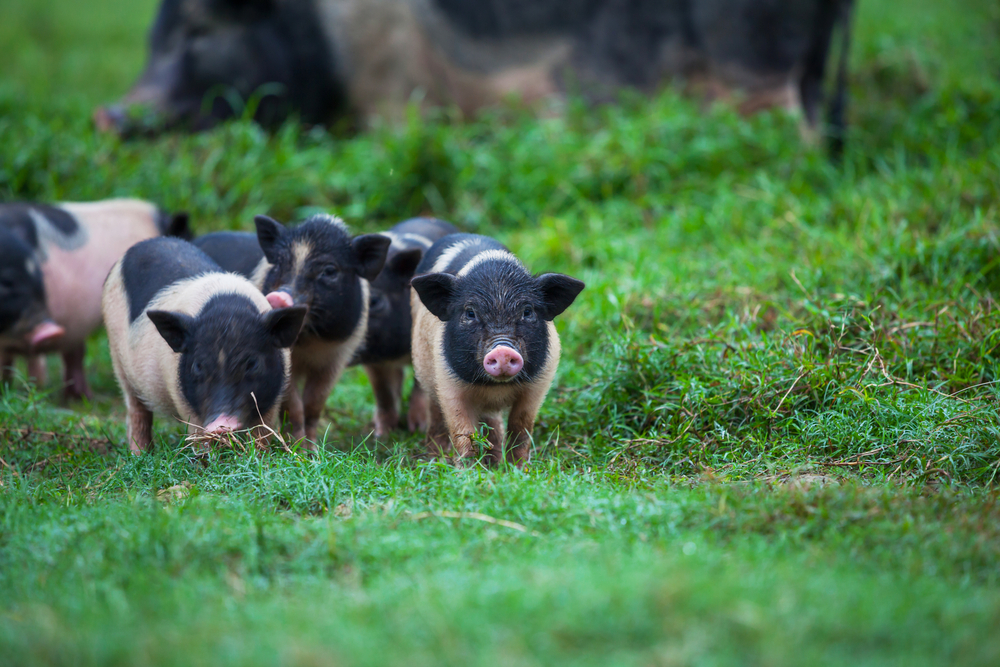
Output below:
[102,237,306,453]
[410,233,584,466]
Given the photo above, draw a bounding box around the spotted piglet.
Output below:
[195,214,390,445]
[102,237,306,453]
[351,217,457,437]
[0,199,190,399]
[410,234,584,465]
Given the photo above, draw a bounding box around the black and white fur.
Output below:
[195,213,390,445]
[351,217,457,437]
[0,199,190,399]
[410,233,584,465]
[103,237,305,454]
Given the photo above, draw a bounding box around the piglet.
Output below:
[351,217,457,437]
[194,214,390,445]
[103,237,306,453]
[410,233,584,465]
[0,199,190,399]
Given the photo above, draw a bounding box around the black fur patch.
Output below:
[193,231,266,279]
[439,259,550,386]
[0,226,46,339]
[173,293,293,424]
[121,237,222,323]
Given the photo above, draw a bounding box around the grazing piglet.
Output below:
[0,199,190,399]
[352,217,458,437]
[410,234,584,465]
[102,237,306,454]
[195,214,390,445]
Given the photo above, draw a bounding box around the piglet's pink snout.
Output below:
[265,291,295,309]
[29,321,65,347]
[483,346,523,378]
[204,415,242,434]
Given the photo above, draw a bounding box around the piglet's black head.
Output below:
[355,247,425,364]
[411,261,584,385]
[0,228,47,341]
[147,296,306,426]
[253,214,391,342]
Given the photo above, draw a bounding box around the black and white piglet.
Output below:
[0,199,190,399]
[410,234,584,465]
[194,214,390,444]
[102,237,305,453]
[351,217,457,437]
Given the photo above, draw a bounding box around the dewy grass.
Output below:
[2,0,1000,664]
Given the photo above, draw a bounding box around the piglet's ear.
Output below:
[166,212,192,240]
[536,273,585,320]
[389,248,424,279]
[254,215,286,264]
[353,234,392,282]
[147,310,196,353]
[265,305,307,349]
[411,273,457,321]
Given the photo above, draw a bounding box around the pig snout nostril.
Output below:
[483,345,524,378]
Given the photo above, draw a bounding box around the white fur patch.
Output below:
[383,231,434,250]
[456,249,522,277]
[28,208,88,258]
[313,213,348,232]
[429,238,477,273]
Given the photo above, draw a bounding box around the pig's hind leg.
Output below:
[364,362,403,438]
[61,343,92,401]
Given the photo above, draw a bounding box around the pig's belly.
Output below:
[43,245,120,347]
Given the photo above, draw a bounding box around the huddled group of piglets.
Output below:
[1,199,584,465]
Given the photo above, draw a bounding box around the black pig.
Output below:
[351,217,457,437]
[410,233,584,465]
[103,237,306,454]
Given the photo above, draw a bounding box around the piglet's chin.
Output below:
[203,414,242,434]
[265,291,295,309]
[29,321,65,348]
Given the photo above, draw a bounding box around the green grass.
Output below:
[2,0,1000,664]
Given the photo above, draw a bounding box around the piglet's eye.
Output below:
[465,308,476,320]
[245,358,259,373]
[523,306,534,319]
[322,266,339,278]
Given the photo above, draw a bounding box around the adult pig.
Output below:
[410,233,584,465]
[103,237,306,453]
[97,0,854,153]
[194,214,390,445]
[351,217,457,437]
[0,199,190,399]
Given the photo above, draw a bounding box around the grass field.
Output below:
[2,0,1000,664]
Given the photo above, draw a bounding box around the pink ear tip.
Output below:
[265,291,295,309]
